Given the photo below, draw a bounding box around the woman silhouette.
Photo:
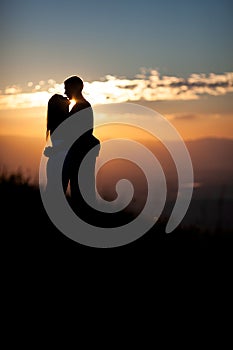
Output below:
[44,94,70,193]
[46,94,70,142]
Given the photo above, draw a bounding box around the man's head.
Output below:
[64,76,84,100]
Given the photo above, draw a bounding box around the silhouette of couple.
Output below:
[45,76,100,211]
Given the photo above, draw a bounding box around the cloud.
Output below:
[0,69,232,110]
[0,91,51,110]
[170,114,200,121]
[4,85,22,95]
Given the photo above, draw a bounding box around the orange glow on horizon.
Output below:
[1,106,233,141]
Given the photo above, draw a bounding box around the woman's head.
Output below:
[46,94,70,139]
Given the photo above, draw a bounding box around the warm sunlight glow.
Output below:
[69,99,76,110]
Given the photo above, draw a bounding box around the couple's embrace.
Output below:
[44,76,100,211]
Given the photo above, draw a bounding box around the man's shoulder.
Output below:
[79,99,91,108]
[70,100,91,115]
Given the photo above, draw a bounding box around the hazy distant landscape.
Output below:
[1,135,233,232]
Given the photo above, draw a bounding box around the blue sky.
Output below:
[1,0,233,88]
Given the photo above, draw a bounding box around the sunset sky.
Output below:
[0,0,233,176]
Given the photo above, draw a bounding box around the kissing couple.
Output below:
[44,76,100,211]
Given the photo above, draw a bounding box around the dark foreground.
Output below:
[2,173,232,350]
[1,172,233,278]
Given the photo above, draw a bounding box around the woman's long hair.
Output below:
[46,94,70,140]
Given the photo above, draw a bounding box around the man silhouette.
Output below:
[62,76,100,209]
